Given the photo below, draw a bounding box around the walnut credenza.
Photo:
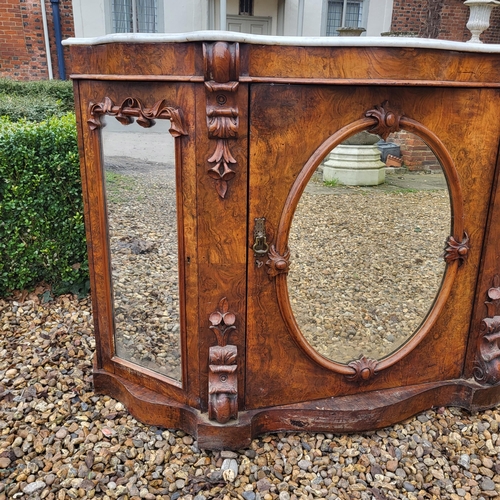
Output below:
[65,33,500,449]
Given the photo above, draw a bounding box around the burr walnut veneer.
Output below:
[65,33,500,449]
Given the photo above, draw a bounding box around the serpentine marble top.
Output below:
[62,30,500,53]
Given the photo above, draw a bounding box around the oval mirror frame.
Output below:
[272,104,466,381]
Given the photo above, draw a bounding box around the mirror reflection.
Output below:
[101,116,181,381]
[288,131,450,364]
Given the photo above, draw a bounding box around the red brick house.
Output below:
[0,0,498,81]
[391,0,500,43]
[0,0,74,80]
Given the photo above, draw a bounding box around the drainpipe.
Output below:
[40,0,53,79]
[50,0,66,80]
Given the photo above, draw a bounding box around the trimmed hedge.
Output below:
[0,113,88,296]
[0,79,74,122]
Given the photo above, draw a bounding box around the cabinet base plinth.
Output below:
[94,369,500,450]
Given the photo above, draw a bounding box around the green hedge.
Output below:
[0,79,74,122]
[0,113,88,296]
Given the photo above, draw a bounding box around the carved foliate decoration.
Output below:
[474,275,500,385]
[88,97,187,136]
[365,101,402,140]
[208,298,238,423]
[204,42,240,199]
[346,356,379,382]
[206,107,239,198]
[485,274,500,317]
[266,245,291,279]
[209,297,236,347]
[444,232,469,266]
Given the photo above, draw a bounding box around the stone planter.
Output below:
[323,132,386,186]
[336,27,366,36]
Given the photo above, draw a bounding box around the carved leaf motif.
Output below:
[346,356,379,382]
[207,113,239,139]
[474,315,500,384]
[444,232,469,266]
[205,93,239,200]
[87,97,188,136]
[207,139,237,199]
[266,245,291,279]
[209,345,237,366]
[209,298,237,347]
[365,101,402,141]
[486,274,500,317]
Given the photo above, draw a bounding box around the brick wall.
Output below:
[389,131,441,172]
[485,8,500,44]
[0,0,74,81]
[391,0,500,43]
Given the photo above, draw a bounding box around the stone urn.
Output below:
[322,131,386,186]
[464,0,500,43]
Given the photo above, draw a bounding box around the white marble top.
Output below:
[62,30,500,53]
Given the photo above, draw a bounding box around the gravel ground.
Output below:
[289,183,450,363]
[105,158,181,381]
[1,293,500,500]
[2,161,500,500]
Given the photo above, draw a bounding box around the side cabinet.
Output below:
[66,35,500,449]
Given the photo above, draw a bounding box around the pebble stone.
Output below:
[2,160,500,500]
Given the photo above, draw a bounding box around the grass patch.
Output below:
[105,170,135,203]
[391,188,419,194]
[324,178,340,187]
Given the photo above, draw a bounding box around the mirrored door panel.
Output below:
[288,131,451,364]
[101,117,182,381]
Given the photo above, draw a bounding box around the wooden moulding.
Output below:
[93,364,500,450]
[80,87,191,395]
[273,102,465,381]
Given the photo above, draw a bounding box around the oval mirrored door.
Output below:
[287,131,451,364]
[101,117,182,381]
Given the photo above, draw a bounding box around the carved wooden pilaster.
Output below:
[474,275,500,384]
[88,96,187,136]
[203,42,240,199]
[208,298,238,423]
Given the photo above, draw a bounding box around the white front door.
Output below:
[227,15,271,35]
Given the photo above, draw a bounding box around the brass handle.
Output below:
[253,217,269,256]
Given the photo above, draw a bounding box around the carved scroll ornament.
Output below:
[365,101,402,140]
[444,232,469,266]
[474,275,500,384]
[88,96,187,136]
[208,298,238,423]
[346,355,379,382]
[266,245,291,279]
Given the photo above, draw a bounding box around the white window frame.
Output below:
[106,0,165,34]
[322,0,368,36]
